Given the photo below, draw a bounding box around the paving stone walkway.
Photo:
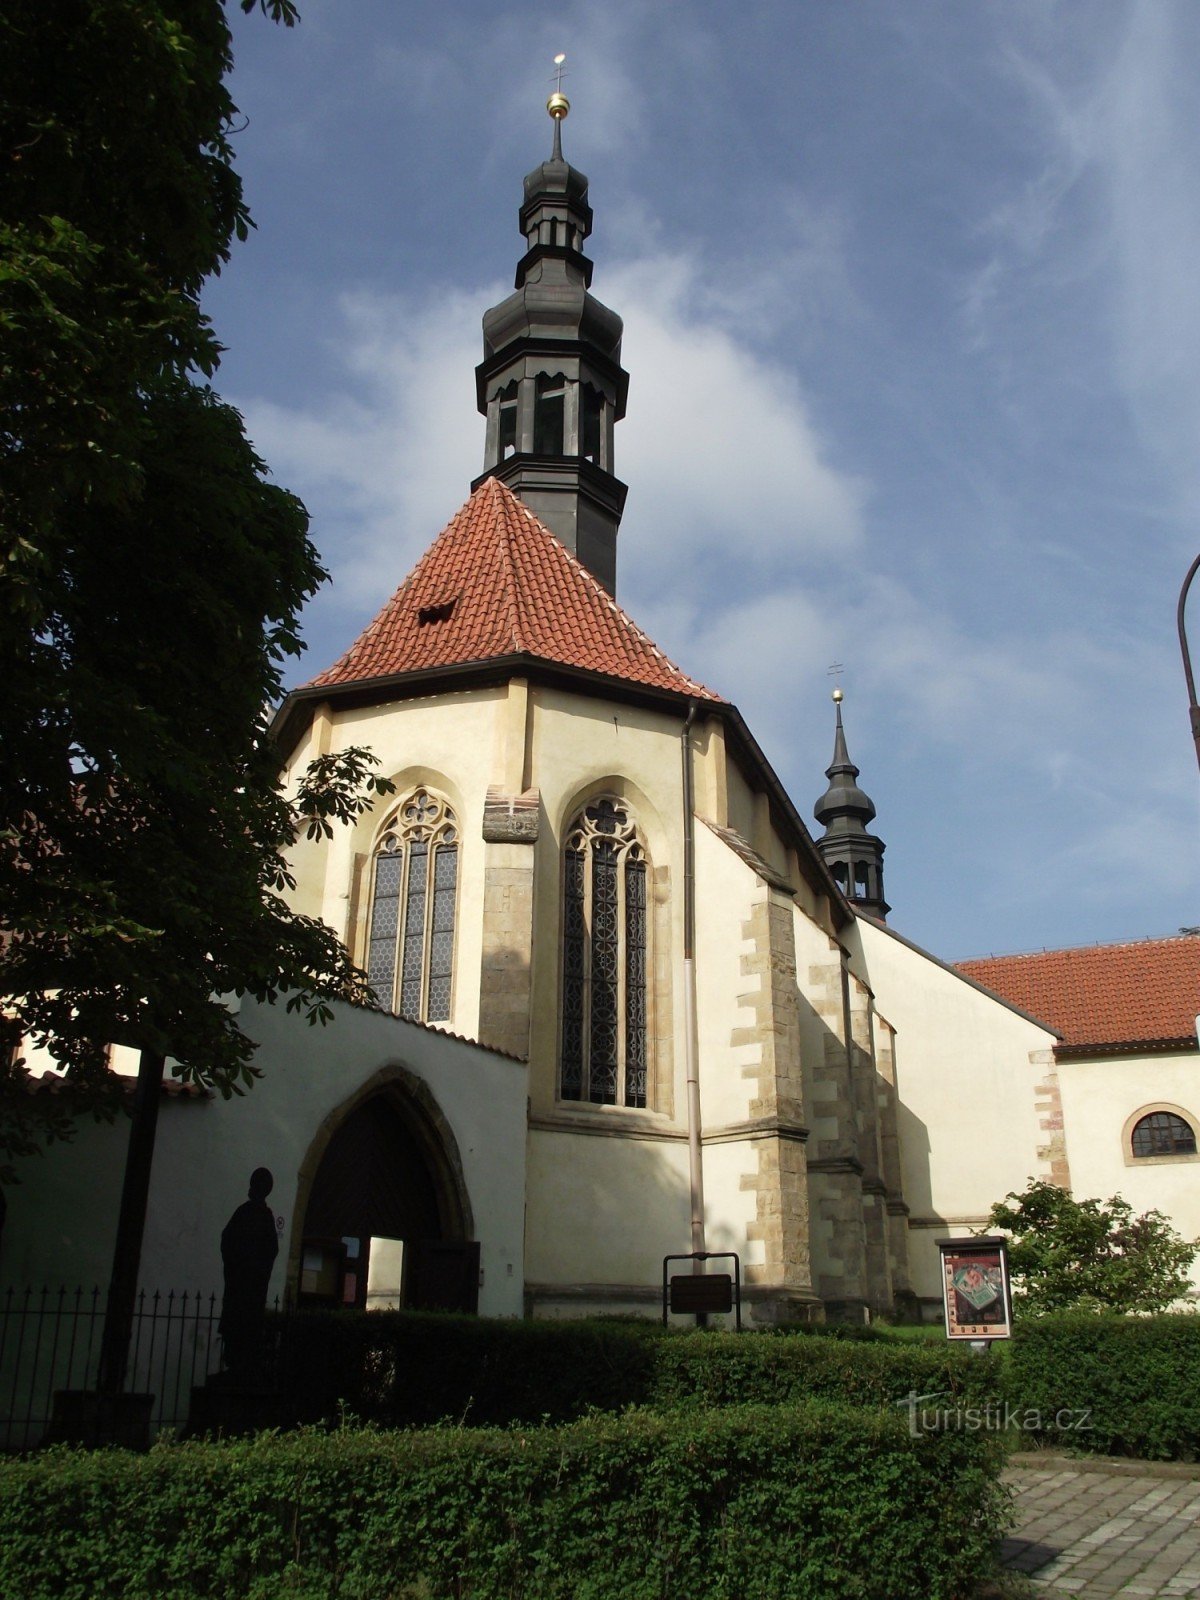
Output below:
[1001,1457,1200,1598]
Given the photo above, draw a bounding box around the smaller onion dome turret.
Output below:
[814,688,890,920]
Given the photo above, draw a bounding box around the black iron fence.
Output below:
[0,1285,223,1450]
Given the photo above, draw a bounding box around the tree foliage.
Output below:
[0,0,388,1176]
[988,1178,1198,1315]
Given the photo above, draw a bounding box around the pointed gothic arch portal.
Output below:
[295,1075,478,1315]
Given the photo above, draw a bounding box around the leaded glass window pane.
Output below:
[400,840,428,1019]
[367,851,403,1008]
[590,841,619,1103]
[625,858,647,1109]
[1132,1111,1196,1157]
[427,846,457,1022]
[367,790,457,1025]
[561,849,586,1100]
[559,798,650,1110]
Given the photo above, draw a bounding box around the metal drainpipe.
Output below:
[681,702,706,1261]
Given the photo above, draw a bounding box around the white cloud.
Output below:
[237,245,865,621]
[239,287,489,610]
[611,254,866,592]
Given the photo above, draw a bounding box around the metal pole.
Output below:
[1176,552,1200,775]
[680,704,706,1269]
[97,1048,165,1395]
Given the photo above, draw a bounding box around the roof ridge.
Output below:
[493,480,525,651]
[958,933,1200,966]
[503,487,718,699]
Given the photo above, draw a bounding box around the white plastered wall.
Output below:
[4,997,529,1317]
[523,685,687,1118]
[284,687,503,1043]
[851,917,1058,1303]
[521,688,691,1304]
[524,1129,691,1293]
[1057,1049,1200,1290]
[694,822,760,1130]
[693,827,786,1277]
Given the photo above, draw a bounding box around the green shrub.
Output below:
[648,1326,996,1412]
[266,1310,1000,1432]
[1006,1312,1200,1459]
[989,1179,1198,1314]
[274,1310,661,1428]
[0,1403,1009,1599]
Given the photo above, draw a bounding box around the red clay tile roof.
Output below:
[955,937,1200,1053]
[307,477,723,701]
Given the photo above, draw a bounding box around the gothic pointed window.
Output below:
[366,790,458,1023]
[560,797,649,1108]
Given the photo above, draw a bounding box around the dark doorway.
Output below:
[298,1090,478,1314]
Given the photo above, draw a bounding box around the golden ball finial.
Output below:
[831,687,844,704]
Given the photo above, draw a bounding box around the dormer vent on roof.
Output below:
[417,599,457,626]
[474,93,629,597]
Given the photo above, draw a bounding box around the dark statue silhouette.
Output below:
[218,1167,279,1381]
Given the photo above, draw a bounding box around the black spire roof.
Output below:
[814,692,889,920]
[473,102,629,595]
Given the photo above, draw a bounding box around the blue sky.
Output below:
[207,0,1200,962]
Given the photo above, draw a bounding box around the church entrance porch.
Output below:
[293,1075,479,1315]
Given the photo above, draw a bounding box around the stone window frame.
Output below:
[555,788,674,1117]
[1122,1101,1200,1167]
[364,787,461,1025]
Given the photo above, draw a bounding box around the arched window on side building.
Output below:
[1131,1110,1197,1158]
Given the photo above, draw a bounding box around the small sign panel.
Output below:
[937,1237,1012,1340]
[669,1273,734,1315]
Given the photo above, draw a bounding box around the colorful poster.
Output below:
[938,1238,1012,1340]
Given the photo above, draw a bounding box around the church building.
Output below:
[4,98,1197,1334]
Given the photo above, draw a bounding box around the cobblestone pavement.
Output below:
[1001,1457,1200,1598]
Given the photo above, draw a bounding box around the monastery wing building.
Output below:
[6,105,1198,1325]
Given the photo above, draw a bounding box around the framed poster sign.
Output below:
[936,1236,1012,1340]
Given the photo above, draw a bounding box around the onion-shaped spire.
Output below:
[473,56,629,595]
[814,689,889,920]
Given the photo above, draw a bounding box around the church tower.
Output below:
[473,83,629,594]
[813,689,889,920]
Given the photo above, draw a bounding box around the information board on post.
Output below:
[936,1235,1013,1340]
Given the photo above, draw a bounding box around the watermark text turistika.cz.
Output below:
[897,1390,1092,1437]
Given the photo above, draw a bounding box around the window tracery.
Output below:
[560,797,648,1108]
[366,789,458,1023]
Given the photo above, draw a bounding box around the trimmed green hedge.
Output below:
[271,1311,998,1430]
[1006,1313,1200,1460]
[0,1403,1009,1599]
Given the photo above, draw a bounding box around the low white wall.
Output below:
[2,998,529,1318]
